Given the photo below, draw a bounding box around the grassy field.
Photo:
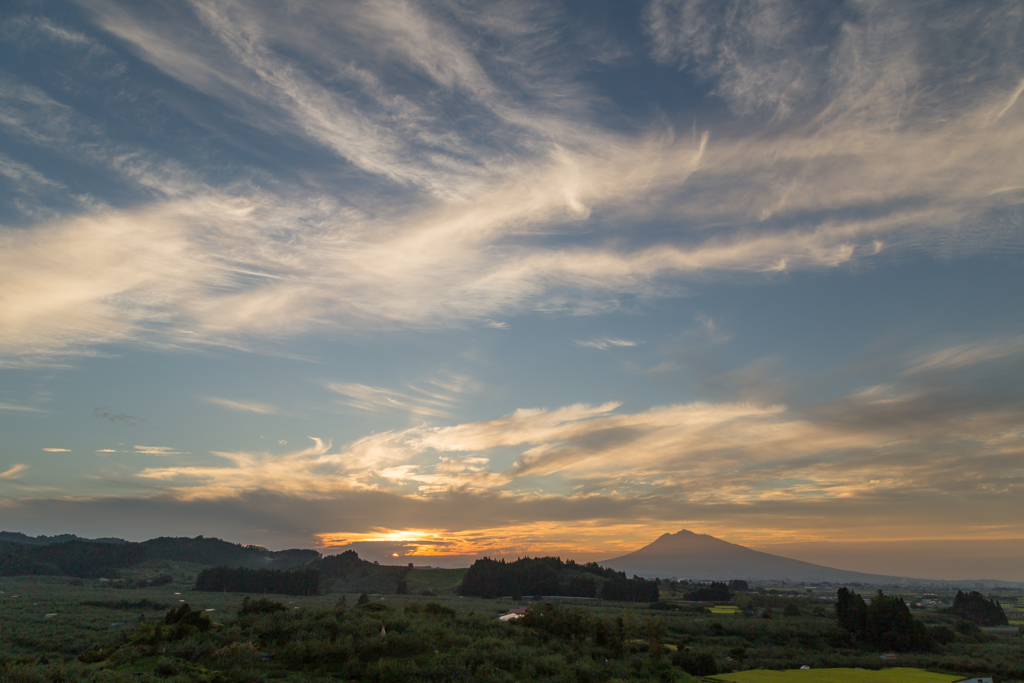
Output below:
[2,575,1021,681]
[710,605,742,614]
[404,567,467,595]
[710,667,964,683]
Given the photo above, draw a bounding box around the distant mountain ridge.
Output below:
[0,531,127,546]
[602,529,913,584]
[0,533,320,578]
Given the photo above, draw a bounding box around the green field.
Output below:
[710,667,963,683]
[709,605,742,614]
[404,566,468,595]
[1,573,1020,682]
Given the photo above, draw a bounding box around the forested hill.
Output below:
[0,531,128,546]
[0,539,147,578]
[0,535,320,578]
[312,550,413,594]
[141,537,320,569]
[459,556,660,602]
[944,590,1009,626]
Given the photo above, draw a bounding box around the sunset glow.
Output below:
[0,0,1022,581]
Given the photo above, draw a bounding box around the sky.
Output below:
[0,0,1022,581]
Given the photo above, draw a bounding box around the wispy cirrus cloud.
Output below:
[0,402,46,413]
[132,445,188,456]
[327,371,480,419]
[0,463,30,479]
[94,408,147,425]
[203,397,278,415]
[0,0,1019,368]
[41,448,71,452]
[328,383,453,418]
[575,337,638,350]
[99,334,1024,544]
[902,336,1024,376]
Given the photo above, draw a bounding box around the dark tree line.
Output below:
[0,540,147,579]
[459,556,657,601]
[193,566,319,596]
[313,550,412,594]
[684,581,732,602]
[0,535,320,578]
[142,537,319,569]
[944,590,1008,626]
[600,575,660,602]
[835,587,932,651]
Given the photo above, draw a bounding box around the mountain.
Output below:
[0,531,127,546]
[0,534,320,578]
[602,530,910,584]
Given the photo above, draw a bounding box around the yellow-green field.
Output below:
[709,605,741,614]
[709,667,963,683]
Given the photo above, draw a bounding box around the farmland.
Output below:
[2,570,1022,682]
[710,668,963,683]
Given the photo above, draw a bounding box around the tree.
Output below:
[945,590,1008,626]
[835,587,867,634]
[865,590,931,651]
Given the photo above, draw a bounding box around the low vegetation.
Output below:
[458,556,659,602]
[0,536,1019,681]
[711,667,965,683]
[1,573,1021,682]
[194,567,319,596]
[944,590,1009,626]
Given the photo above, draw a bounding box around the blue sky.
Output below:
[1,0,1022,580]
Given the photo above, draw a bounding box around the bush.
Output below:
[424,602,455,617]
[671,649,718,676]
[163,603,212,631]
[931,625,956,644]
[237,597,288,616]
[155,656,181,677]
[956,619,981,636]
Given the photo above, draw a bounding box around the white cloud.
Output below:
[117,334,1024,515]
[0,403,46,413]
[41,448,71,452]
[132,445,189,456]
[203,397,278,414]
[0,0,1018,369]
[328,382,453,418]
[903,336,1024,376]
[575,337,638,350]
[0,463,29,479]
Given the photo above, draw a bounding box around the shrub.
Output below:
[155,656,180,677]
[671,648,718,676]
[163,604,212,631]
[237,597,287,616]
[956,619,981,636]
[424,602,455,617]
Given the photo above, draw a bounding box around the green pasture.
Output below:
[710,605,742,614]
[1,575,1019,682]
[710,667,963,683]
[404,566,467,595]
